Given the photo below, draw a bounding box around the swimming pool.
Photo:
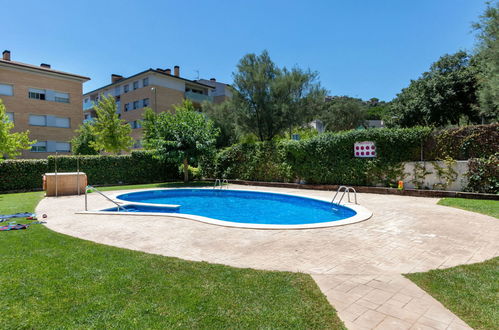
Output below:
[97,189,371,229]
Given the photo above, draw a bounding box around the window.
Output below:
[0,83,13,96]
[29,115,47,126]
[54,92,70,103]
[133,81,139,90]
[29,115,70,127]
[133,101,139,109]
[131,121,142,129]
[6,112,14,122]
[55,117,70,128]
[142,78,149,87]
[29,88,46,100]
[56,142,70,152]
[143,98,150,107]
[31,141,47,152]
[124,103,130,112]
[123,85,129,93]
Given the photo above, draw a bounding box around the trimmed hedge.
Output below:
[208,125,499,190]
[0,159,48,191]
[47,151,180,186]
[284,127,431,186]
[207,142,293,182]
[209,127,432,187]
[0,151,181,192]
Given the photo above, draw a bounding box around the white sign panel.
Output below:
[354,141,376,157]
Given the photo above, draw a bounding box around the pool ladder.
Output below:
[213,179,229,189]
[84,185,126,211]
[332,186,358,205]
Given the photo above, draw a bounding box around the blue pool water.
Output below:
[112,189,356,225]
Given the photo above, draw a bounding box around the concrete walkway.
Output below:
[37,185,498,329]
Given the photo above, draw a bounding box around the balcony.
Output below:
[184,91,213,103]
[83,101,96,111]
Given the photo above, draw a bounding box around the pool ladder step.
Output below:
[332,186,358,205]
[213,179,229,189]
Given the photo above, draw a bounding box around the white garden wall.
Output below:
[403,161,469,191]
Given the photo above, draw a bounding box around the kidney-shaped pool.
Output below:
[97,189,372,229]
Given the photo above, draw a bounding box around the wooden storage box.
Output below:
[43,172,87,196]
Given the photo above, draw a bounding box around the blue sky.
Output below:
[2,0,486,101]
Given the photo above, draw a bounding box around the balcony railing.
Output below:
[83,101,96,111]
[184,91,213,103]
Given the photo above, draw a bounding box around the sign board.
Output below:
[354,141,376,157]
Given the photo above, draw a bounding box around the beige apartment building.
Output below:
[0,50,90,159]
[83,66,231,147]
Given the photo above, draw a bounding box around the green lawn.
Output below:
[406,197,499,330]
[406,258,499,330]
[438,197,499,218]
[94,180,217,192]
[0,186,344,329]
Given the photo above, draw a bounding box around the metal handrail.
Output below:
[222,179,229,189]
[347,187,358,204]
[332,186,358,205]
[213,179,221,189]
[85,185,124,211]
[332,186,348,204]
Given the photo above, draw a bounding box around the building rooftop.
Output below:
[0,50,90,82]
[84,68,214,96]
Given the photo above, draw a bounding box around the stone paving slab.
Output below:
[37,185,498,329]
[312,274,472,330]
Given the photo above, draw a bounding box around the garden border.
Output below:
[226,180,499,200]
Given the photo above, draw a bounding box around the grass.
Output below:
[406,258,499,330]
[438,198,499,218]
[0,186,344,329]
[406,197,499,330]
[94,180,216,192]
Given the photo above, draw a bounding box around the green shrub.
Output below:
[179,165,202,181]
[0,159,48,191]
[465,153,499,194]
[426,124,499,160]
[209,142,293,182]
[282,127,430,185]
[47,151,180,186]
[0,151,181,192]
[209,127,431,186]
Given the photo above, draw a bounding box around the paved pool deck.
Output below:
[37,185,498,330]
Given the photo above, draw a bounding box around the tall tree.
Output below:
[142,100,219,182]
[90,95,134,154]
[389,51,480,127]
[71,121,99,155]
[473,1,499,121]
[201,100,240,147]
[320,96,367,131]
[232,50,326,141]
[0,99,34,160]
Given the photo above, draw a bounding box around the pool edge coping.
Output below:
[77,187,372,230]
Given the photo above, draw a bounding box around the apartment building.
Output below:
[196,78,233,104]
[0,50,90,158]
[83,66,230,147]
